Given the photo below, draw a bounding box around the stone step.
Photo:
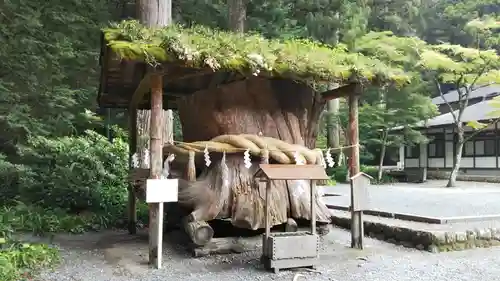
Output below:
[329,209,500,253]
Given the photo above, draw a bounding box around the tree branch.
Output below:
[435,78,459,124]
[463,117,500,143]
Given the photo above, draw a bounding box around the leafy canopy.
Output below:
[103,20,410,86]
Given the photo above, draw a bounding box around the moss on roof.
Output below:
[102,20,410,86]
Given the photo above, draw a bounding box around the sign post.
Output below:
[146,178,179,269]
[349,172,372,249]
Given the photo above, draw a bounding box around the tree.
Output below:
[419,43,500,186]
[228,0,246,32]
[360,84,437,181]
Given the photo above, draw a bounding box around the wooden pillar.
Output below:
[136,0,172,268]
[310,180,316,235]
[128,109,138,235]
[348,92,363,249]
[149,73,164,267]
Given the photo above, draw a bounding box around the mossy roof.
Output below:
[102,20,410,86]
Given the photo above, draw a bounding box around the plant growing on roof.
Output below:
[103,20,411,87]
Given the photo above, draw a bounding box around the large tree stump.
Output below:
[174,77,330,231]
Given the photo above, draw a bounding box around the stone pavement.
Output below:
[321,180,500,218]
[320,180,500,252]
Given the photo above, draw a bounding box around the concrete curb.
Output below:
[330,211,500,252]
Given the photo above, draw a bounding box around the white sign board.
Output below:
[351,176,371,212]
[146,179,179,203]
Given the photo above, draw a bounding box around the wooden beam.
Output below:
[321,83,358,101]
[129,72,152,110]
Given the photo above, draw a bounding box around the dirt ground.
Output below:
[28,225,500,281]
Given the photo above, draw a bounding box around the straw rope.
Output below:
[163,134,358,164]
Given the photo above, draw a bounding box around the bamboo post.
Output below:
[128,109,138,235]
[348,90,363,249]
[149,72,164,268]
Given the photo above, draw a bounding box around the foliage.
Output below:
[103,20,410,86]
[1,203,114,237]
[0,128,133,225]
[327,165,396,185]
[0,238,59,281]
[11,130,128,214]
[361,83,437,147]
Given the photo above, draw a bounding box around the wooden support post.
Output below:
[310,180,316,235]
[348,92,363,249]
[128,109,138,235]
[263,178,271,257]
[149,72,164,268]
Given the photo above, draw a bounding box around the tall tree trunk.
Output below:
[174,77,331,228]
[136,0,172,26]
[326,99,340,148]
[447,125,464,187]
[326,16,340,163]
[377,131,388,181]
[228,0,246,32]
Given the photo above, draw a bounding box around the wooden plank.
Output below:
[320,83,358,101]
[149,72,164,268]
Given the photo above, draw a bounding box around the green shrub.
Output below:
[327,165,396,185]
[16,130,129,214]
[0,203,123,236]
[0,238,59,281]
[0,154,26,204]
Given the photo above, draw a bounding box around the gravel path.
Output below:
[321,180,500,217]
[35,227,500,281]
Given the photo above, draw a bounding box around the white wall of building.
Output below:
[401,124,500,176]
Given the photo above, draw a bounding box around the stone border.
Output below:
[330,211,500,252]
[326,204,500,224]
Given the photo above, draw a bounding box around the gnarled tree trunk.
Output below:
[174,77,331,229]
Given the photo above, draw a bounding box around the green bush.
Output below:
[16,130,129,214]
[0,238,59,281]
[0,154,25,204]
[327,165,396,185]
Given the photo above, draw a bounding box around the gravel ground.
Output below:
[321,180,500,217]
[34,226,500,281]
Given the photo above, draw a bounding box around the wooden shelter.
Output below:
[97,20,409,265]
[254,164,329,273]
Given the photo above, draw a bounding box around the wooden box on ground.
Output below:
[261,231,320,272]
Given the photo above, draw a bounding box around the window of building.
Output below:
[474,139,496,156]
[428,134,445,158]
[405,145,420,159]
[462,134,497,157]
[462,141,474,156]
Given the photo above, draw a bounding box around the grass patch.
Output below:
[0,238,59,281]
